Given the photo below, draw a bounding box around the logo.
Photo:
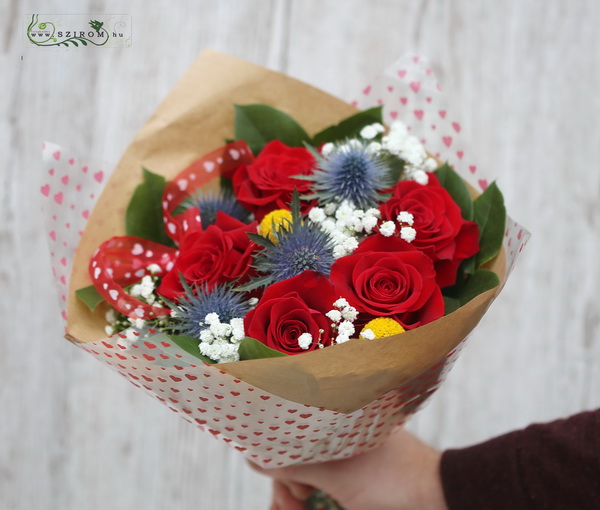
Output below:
[25,14,131,48]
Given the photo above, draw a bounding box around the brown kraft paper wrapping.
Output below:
[66,50,507,415]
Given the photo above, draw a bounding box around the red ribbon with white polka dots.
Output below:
[162,141,254,243]
[90,237,177,319]
[89,141,254,319]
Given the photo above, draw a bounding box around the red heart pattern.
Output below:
[79,330,469,468]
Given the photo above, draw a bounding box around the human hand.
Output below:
[251,427,448,510]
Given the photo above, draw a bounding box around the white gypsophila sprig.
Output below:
[360,328,376,340]
[396,210,417,243]
[309,201,382,258]
[197,313,246,363]
[327,298,359,344]
[130,274,156,303]
[298,332,313,350]
[359,122,385,140]
[380,120,439,184]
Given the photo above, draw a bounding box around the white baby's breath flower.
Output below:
[338,321,355,337]
[413,169,429,185]
[200,340,239,363]
[230,318,245,342]
[397,211,414,226]
[298,332,313,350]
[341,306,358,322]
[335,201,354,225]
[360,329,376,340]
[147,263,162,275]
[212,322,232,338]
[400,226,417,243]
[424,157,438,171]
[362,215,379,234]
[334,298,350,309]
[366,142,382,154]
[308,207,326,223]
[379,221,396,237]
[138,275,155,299]
[104,325,114,336]
[321,143,335,157]
[128,317,145,329]
[105,308,116,323]
[333,245,348,259]
[360,123,384,140]
[204,312,219,326]
[335,334,350,344]
[199,329,214,343]
[326,309,342,323]
[324,203,338,216]
[321,219,336,233]
[342,237,359,253]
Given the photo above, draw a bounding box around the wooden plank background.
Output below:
[2,1,599,508]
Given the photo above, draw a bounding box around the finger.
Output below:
[283,480,316,501]
[272,480,305,510]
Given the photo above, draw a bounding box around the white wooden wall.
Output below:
[2,1,599,508]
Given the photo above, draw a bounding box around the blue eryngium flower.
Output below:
[166,282,251,339]
[308,141,391,209]
[237,190,335,291]
[188,190,251,229]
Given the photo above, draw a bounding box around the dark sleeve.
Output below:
[440,409,600,510]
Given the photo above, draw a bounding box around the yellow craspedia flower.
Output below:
[360,317,405,340]
[258,209,293,243]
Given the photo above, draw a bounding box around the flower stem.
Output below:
[304,490,345,510]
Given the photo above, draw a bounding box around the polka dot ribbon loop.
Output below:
[162,141,254,243]
[90,236,178,319]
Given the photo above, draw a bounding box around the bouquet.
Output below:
[41,51,527,505]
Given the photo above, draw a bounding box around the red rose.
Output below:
[244,271,338,355]
[157,212,257,300]
[379,173,479,287]
[329,235,444,330]
[232,140,316,221]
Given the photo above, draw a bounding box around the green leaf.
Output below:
[247,231,276,249]
[234,104,311,155]
[473,182,506,267]
[435,164,474,221]
[75,285,105,312]
[386,155,406,185]
[234,274,274,293]
[460,255,476,276]
[126,168,176,247]
[168,335,216,364]
[458,270,500,305]
[220,176,233,193]
[443,296,461,315]
[238,337,288,361]
[312,106,383,146]
[442,269,500,313]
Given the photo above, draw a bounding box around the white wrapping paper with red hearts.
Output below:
[41,51,529,468]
